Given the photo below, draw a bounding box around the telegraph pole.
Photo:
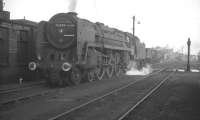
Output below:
[186,38,191,72]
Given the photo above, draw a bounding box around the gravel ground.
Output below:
[0,74,145,120]
[125,72,200,120]
[0,85,50,104]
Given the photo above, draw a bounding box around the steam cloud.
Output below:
[68,0,78,12]
[126,61,153,75]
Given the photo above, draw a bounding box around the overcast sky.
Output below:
[4,0,200,55]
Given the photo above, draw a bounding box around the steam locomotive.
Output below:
[29,12,152,86]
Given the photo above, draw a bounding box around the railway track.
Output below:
[0,69,161,107]
[47,68,169,120]
[0,81,45,94]
[0,81,52,106]
[153,62,200,70]
[117,71,174,120]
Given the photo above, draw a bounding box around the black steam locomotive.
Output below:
[29,12,152,86]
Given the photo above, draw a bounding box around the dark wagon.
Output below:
[0,2,37,83]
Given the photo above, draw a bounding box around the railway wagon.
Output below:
[146,48,153,63]
[0,7,37,83]
[151,49,163,63]
[30,12,134,86]
[125,32,135,59]
[134,36,146,69]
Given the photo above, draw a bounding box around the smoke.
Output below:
[68,0,78,12]
[126,61,153,75]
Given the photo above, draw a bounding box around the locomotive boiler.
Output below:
[30,12,135,86]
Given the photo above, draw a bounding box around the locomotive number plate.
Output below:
[55,23,75,27]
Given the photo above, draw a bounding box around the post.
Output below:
[133,16,135,37]
[186,38,191,72]
[19,77,23,85]
[133,16,136,58]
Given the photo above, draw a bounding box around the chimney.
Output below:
[68,12,77,17]
[0,0,3,11]
[0,0,10,20]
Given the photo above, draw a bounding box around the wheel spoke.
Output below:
[114,53,121,77]
[95,67,105,80]
[106,64,114,78]
[115,65,121,76]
